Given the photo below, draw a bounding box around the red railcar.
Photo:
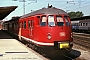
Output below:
[3,6,73,55]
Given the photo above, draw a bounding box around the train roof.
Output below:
[9,16,20,22]
[4,16,20,23]
[20,7,68,19]
[71,21,79,23]
[71,16,90,21]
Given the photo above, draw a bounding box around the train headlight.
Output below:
[71,33,73,38]
[47,33,51,40]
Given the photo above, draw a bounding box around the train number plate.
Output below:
[59,43,69,49]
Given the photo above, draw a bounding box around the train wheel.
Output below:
[28,43,32,48]
[25,43,29,47]
[37,47,43,55]
[31,45,35,50]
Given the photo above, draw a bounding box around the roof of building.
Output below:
[0,6,17,20]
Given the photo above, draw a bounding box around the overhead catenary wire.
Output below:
[62,0,90,14]
[69,2,90,12]
[3,0,90,20]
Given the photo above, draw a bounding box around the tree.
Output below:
[68,11,84,19]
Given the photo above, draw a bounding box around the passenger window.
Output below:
[56,16,64,26]
[83,23,85,26]
[64,16,70,26]
[22,22,23,28]
[48,15,55,26]
[31,20,34,29]
[81,23,82,26]
[14,23,18,29]
[40,16,47,26]
[24,21,26,29]
[79,23,81,26]
[86,23,88,26]
[16,23,18,29]
[19,22,22,28]
[28,20,31,29]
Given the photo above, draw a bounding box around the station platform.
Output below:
[0,30,48,60]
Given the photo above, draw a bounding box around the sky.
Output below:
[0,0,90,20]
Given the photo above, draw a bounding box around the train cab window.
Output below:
[40,16,47,26]
[48,15,55,26]
[64,16,70,26]
[24,21,26,29]
[56,16,64,26]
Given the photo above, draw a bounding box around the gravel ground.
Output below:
[73,44,90,60]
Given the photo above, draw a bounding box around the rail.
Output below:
[73,32,90,49]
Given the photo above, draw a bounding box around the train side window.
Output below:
[22,22,23,28]
[24,21,26,29]
[88,23,90,26]
[86,23,88,26]
[31,20,34,29]
[56,16,64,26]
[40,16,47,26]
[79,23,81,26]
[81,23,82,26]
[83,23,85,26]
[17,23,18,29]
[19,22,22,28]
[48,15,55,26]
[64,16,70,26]
[15,23,17,29]
[28,20,31,29]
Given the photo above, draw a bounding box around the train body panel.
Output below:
[71,21,79,31]
[36,26,72,43]
[71,17,90,32]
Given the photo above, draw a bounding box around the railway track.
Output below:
[19,32,89,60]
[3,30,77,60]
[19,38,77,60]
[73,32,90,49]
[21,40,76,60]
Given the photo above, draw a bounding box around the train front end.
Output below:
[37,14,73,54]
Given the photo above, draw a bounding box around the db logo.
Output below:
[60,32,65,36]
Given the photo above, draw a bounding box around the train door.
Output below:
[28,19,34,39]
[18,22,22,40]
